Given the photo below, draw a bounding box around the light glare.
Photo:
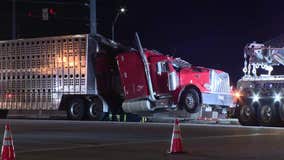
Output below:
[120,8,126,13]
[252,94,260,102]
[274,93,282,102]
[234,91,241,99]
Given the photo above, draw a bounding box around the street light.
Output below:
[120,7,126,13]
[112,7,127,41]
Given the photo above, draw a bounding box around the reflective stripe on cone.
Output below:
[1,124,15,160]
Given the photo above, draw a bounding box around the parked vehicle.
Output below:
[0,33,233,120]
[236,40,284,126]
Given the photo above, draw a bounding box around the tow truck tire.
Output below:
[238,104,258,126]
[181,88,201,113]
[67,98,85,120]
[258,103,279,126]
[86,98,106,121]
[278,103,284,122]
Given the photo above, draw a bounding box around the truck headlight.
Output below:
[234,91,241,99]
[274,93,282,102]
[252,94,260,102]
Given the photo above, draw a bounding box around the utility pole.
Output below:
[12,0,16,39]
[90,0,96,36]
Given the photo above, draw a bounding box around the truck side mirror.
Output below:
[156,62,163,75]
[156,61,175,75]
[156,61,169,75]
[165,62,179,91]
[168,71,179,91]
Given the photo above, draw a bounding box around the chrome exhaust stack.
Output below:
[135,33,156,101]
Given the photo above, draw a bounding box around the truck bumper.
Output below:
[202,92,234,107]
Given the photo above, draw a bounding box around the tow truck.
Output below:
[236,38,284,126]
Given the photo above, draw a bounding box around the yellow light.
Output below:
[234,91,241,99]
[69,62,74,67]
[63,57,67,63]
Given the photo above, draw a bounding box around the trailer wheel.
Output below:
[258,104,279,126]
[86,98,106,121]
[181,88,201,113]
[238,104,257,126]
[67,98,85,120]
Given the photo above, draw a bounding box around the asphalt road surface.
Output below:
[1,120,284,160]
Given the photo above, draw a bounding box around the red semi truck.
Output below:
[0,33,233,120]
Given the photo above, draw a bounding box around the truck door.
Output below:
[116,53,149,100]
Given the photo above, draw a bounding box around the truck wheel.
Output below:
[238,104,257,126]
[86,98,106,121]
[0,110,8,119]
[67,98,85,120]
[278,103,284,122]
[181,89,201,113]
[258,104,279,126]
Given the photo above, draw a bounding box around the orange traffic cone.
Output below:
[169,119,184,154]
[1,124,15,160]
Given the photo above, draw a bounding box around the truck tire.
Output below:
[238,104,258,126]
[0,110,8,119]
[67,98,85,120]
[86,98,106,121]
[278,103,284,122]
[258,104,279,126]
[181,88,201,113]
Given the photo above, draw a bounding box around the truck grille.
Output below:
[210,70,231,93]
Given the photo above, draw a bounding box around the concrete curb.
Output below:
[217,119,240,125]
[148,117,239,125]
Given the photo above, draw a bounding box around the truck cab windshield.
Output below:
[172,58,191,71]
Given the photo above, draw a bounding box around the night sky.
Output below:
[1,0,284,84]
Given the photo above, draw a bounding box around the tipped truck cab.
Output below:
[116,49,234,115]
